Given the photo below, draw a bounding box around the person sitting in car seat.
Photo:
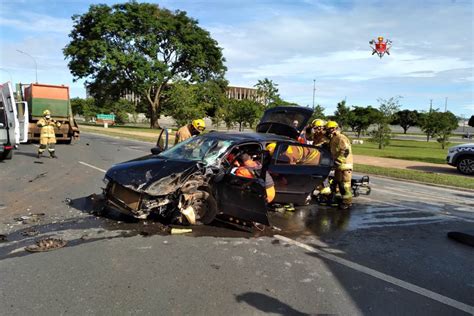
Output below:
[235,153,275,203]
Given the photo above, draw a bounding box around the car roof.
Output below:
[202,131,295,143]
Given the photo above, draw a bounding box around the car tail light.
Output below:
[4,146,13,150]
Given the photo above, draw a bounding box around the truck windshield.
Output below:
[157,136,235,165]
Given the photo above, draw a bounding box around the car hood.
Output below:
[105,156,199,194]
[449,143,474,150]
[256,106,313,139]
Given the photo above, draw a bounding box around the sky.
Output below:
[0,0,472,117]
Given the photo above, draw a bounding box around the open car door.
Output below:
[256,106,313,140]
[216,173,269,226]
[15,101,28,143]
[150,128,169,155]
[267,142,332,205]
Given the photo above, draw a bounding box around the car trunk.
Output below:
[256,106,313,139]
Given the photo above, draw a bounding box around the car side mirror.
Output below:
[0,123,3,128]
[150,147,162,155]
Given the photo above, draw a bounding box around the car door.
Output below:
[1,82,19,146]
[15,101,28,143]
[216,173,269,226]
[150,128,169,155]
[267,142,332,205]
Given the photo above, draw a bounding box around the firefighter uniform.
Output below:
[37,110,60,158]
[327,121,353,208]
[175,119,206,144]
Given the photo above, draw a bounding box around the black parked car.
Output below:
[102,107,364,226]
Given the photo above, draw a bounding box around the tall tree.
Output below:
[310,104,326,121]
[333,100,351,131]
[468,115,474,127]
[392,110,420,134]
[64,2,226,128]
[369,97,400,149]
[161,81,206,127]
[254,78,280,107]
[229,99,263,131]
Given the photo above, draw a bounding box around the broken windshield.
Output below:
[157,136,235,165]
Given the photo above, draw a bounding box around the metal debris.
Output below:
[170,228,192,235]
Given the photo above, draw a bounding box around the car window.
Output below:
[275,144,321,166]
[158,136,234,165]
[260,110,308,131]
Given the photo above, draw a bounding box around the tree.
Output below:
[310,104,326,122]
[369,97,401,149]
[229,99,263,131]
[333,100,351,131]
[70,97,95,117]
[392,110,421,134]
[254,78,280,107]
[64,2,226,128]
[469,115,474,127]
[348,106,380,138]
[434,111,459,149]
[161,81,206,127]
[419,108,439,142]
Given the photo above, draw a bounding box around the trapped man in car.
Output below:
[234,153,276,203]
[325,121,353,209]
[175,119,206,144]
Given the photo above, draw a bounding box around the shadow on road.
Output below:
[235,292,310,316]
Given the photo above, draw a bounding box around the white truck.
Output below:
[0,81,28,160]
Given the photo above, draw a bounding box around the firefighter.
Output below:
[37,110,61,158]
[312,119,327,146]
[235,153,275,203]
[175,119,206,144]
[325,121,353,209]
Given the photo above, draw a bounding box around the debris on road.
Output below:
[171,228,192,235]
[25,238,67,253]
[28,172,48,183]
[13,213,46,224]
[0,234,7,242]
[21,229,40,237]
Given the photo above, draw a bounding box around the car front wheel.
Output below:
[457,157,474,175]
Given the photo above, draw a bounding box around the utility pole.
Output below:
[312,79,316,110]
[429,99,433,112]
[16,49,38,83]
[444,97,448,112]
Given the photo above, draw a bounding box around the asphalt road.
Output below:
[1,133,473,315]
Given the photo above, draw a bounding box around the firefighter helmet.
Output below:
[312,119,326,127]
[325,121,339,129]
[43,109,51,116]
[378,36,384,42]
[192,119,206,132]
[266,142,276,155]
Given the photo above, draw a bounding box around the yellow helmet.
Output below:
[378,36,384,41]
[312,119,325,127]
[43,109,51,116]
[266,142,276,155]
[325,121,339,129]
[192,119,206,132]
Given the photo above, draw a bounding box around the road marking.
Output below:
[274,235,474,315]
[78,161,106,173]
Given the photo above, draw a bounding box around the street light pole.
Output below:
[312,79,316,110]
[16,49,38,83]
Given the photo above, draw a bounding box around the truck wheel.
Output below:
[457,157,474,175]
[193,191,218,225]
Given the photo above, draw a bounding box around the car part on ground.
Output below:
[25,238,67,253]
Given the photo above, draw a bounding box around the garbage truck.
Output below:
[19,83,80,143]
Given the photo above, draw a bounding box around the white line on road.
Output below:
[275,235,474,315]
[78,161,106,173]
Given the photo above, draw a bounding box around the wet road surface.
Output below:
[0,133,473,315]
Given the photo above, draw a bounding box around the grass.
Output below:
[355,163,474,190]
[351,139,452,164]
[79,124,177,144]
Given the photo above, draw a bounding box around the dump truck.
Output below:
[20,83,79,143]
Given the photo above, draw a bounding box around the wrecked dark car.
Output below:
[102,107,364,226]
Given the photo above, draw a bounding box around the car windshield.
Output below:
[157,136,235,165]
